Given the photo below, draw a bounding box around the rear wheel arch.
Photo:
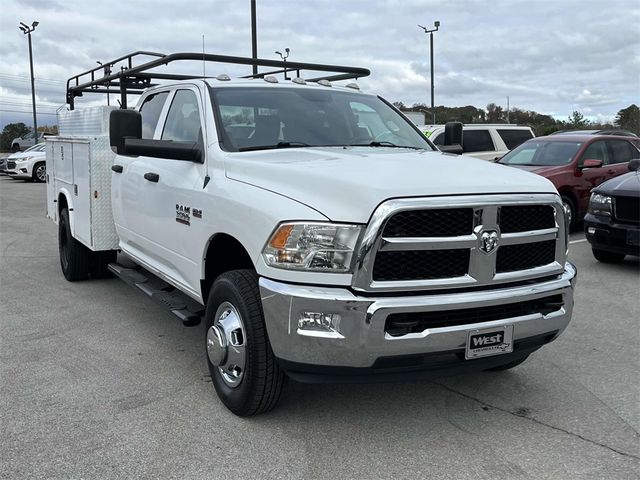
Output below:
[201,233,255,301]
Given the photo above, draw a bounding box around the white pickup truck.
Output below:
[46,52,576,416]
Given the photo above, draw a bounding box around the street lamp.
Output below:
[418,20,440,124]
[275,48,290,80]
[97,61,111,106]
[18,20,39,144]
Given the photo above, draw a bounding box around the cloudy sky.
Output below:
[1,0,638,129]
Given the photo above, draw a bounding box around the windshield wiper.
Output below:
[238,141,312,152]
[349,141,423,149]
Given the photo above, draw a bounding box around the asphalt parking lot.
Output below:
[1,176,639,480]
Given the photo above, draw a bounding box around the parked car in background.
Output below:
[10,132,48,152]
[420,124,535,161]
[584,159,640,262]
[5,142,47,182]
[550,129,638,138]
[498,134,640,228]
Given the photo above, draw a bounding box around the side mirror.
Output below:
[440,121,463,154]
[124,139,203,163]
[629,159,640,171]
[582,159,603,169]
[110,109,141,154]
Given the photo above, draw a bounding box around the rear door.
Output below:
[605,139,640,178]
[111,90,170,257]
[574,140,610,213]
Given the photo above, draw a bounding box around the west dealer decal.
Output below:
[176,204,203,225]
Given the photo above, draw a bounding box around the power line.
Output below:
[0,72,66,84]
[0,101,58,109]
[0,109,57,116]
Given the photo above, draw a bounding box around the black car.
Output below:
[584,159,640,262]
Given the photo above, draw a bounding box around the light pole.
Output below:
[251,0,258,75]
[97,61,111,106]
[418,21,440,124]
[275,48,290,80]
[18,20,39,144]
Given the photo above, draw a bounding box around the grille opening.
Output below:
[500,205,555,233]
[614,197,640,224]
[373,249,470,281]
[496,240,556,273]
[385,294,563,337]
[383,208,474,237]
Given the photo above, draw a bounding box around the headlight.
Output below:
[263,222,362,272]
[588,193,612,216]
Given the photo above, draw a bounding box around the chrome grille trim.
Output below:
[352,194,566,292]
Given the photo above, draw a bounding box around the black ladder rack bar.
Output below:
[66,51,371,109]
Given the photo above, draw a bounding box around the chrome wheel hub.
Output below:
[36,165,46,182]
[207,302,246,388]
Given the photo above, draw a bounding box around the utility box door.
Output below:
[45,141,56,222]
[71,141,91,246]
[53,141,74,185]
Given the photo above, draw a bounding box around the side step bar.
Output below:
[108,262,203,326]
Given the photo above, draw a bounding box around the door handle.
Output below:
[111,164,123,173]
[144,172,160,183]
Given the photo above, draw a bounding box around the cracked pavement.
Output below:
[1,177,639,479]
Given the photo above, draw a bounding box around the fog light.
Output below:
[298,312,342,338]
[587,227,596,235]
[20,168,27,173]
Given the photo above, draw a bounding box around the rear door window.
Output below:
[139,91,169,139]
[580,140,608,166]
[463,130,494,152]
[497,129,534,150]
[606,140,639,164]
[161,90,202,143]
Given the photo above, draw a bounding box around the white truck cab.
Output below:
[46,52,576,416]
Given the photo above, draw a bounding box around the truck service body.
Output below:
[47,52,576,415]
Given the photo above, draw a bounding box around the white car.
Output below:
[5,142,47,182]
[420,124,535,161]
[10,132,47,152]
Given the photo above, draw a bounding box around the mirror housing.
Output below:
[628,159,640,171]
[124,139,203,163]
[440,121,463,154]
[110,109,141,154]
[582,159,603,169]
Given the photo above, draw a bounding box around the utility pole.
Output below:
[507,96,510,124]
[19,21,39,144]
[418,21,440,125]
[251,0,258,75]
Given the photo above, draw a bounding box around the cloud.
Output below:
[0,0,638,128]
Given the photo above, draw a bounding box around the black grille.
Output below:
[500,205,555,233]
[7,161,16,169]
[383,208,474,237]
[373,249,470,281]
[496,240,556,273]
[614,196,640,224]
[385,295,563,336]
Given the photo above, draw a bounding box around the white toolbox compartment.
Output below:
[46,135,119,251]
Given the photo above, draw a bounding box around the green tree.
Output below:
[486,103,504,123]
[567,111,590,129]
[614,104,640,135]
[0,122,31,151]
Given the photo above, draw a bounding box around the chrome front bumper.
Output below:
[259,262,576,369]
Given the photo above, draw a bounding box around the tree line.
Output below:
[393,103,639,136]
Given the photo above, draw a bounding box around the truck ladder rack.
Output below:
[66,51,371,109]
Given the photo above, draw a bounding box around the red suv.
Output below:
[498,133,640,228]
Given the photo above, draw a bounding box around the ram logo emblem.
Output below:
[480,230,499,254]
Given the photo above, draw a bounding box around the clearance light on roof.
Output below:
[317,79,332,87]
[292,77,306,85]
[264,76,278,83]
[215,74,230,81]
[345,82,360,90]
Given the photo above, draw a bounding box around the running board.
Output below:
[108,262,203,326]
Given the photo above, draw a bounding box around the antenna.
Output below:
[202,34,210,188]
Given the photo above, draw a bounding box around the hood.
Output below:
[594,171,640,197]
[225,147,558,222]
[502,164,569,176]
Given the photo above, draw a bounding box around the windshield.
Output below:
[24,143,45,153]
[210,87,434,152]
[499,140,583,166]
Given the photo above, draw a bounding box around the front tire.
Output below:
[32,162,46,183]
[592,248,625,263]
[205,270,285,416]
